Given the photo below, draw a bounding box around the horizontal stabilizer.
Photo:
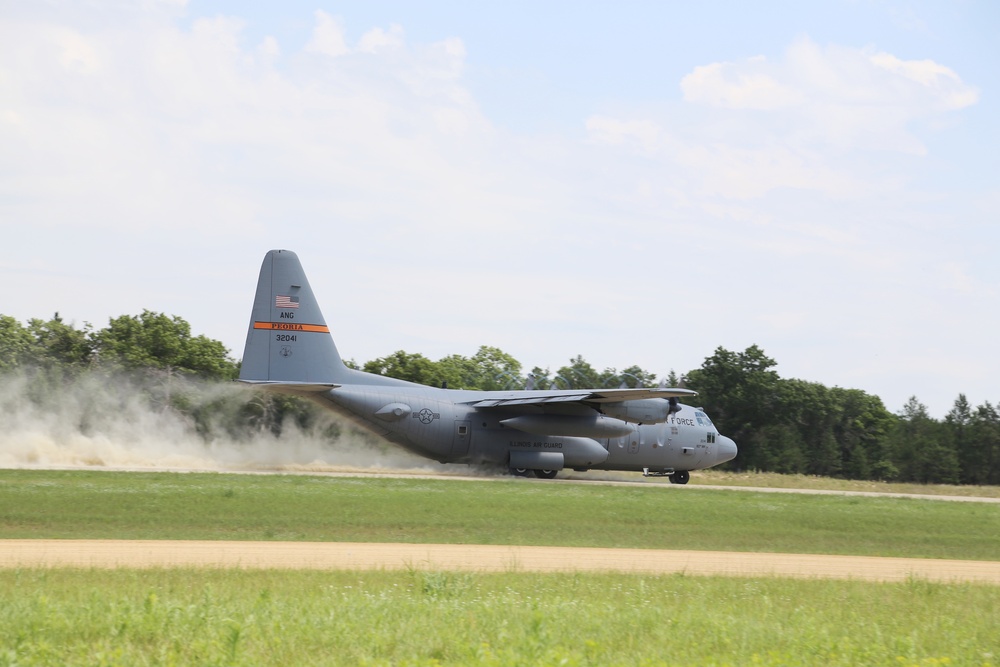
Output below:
[237,380,340,392]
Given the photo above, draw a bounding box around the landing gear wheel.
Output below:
[669,470,690,484]
[509,467,531,477]
[533,469,558,480]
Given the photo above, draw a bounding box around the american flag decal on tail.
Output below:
[275,295,300,309]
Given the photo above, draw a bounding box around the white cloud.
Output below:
[869,51,979,109]
[257,35,280,59]
[305,9,349,57]
[585,116,662,151]
[589,36,980,202]
[0,7,493,237]
[53,25,103,73]
[681,58,804,110]
[678,37,979,155]
[358,24,404,53]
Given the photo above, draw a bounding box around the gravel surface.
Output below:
[3,540,1000,583]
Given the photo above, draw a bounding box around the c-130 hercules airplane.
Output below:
[239,250,737,481]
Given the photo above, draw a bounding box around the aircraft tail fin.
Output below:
[239,249,350,386]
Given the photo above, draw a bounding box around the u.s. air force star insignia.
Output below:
[417,408,438,424]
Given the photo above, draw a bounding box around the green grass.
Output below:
[2,469,999,560]
[1,568,998,666]
[693,469,1000,498]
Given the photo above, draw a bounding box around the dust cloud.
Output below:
[0,369,457,474]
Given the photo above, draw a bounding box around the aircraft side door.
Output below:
[451,420,471,461]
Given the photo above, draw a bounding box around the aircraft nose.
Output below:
[716,436,738,465]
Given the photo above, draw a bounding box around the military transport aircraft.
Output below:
[239,250,737,481]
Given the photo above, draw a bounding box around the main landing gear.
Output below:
[645,468,690,484]
[509,467,559,479]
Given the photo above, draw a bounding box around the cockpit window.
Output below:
[695,410,714,427]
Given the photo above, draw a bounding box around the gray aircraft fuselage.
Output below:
[312,381,735,475]
[239,250,737,481]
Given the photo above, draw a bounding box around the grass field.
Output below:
[2,469,999,560]
[2,468,1000,666]
[2,568,999,666]
[692,469,1000,498]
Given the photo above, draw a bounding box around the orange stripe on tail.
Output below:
[253,321,330,333]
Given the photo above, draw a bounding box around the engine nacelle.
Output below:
[600,398,674,425]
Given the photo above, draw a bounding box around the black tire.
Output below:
[509,467,531,477]
[670,470,690,484]
[533,469,558,480]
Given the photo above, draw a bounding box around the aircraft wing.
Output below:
[464,387,696,409]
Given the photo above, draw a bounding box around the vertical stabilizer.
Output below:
[239,250,348,385]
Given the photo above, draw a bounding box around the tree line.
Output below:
[687,345,999,485]
[0,311,239,379]
[2,313,997,486]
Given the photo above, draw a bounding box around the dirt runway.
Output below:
[3,540,999,583]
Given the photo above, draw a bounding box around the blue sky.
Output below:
[1,0,998,417]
